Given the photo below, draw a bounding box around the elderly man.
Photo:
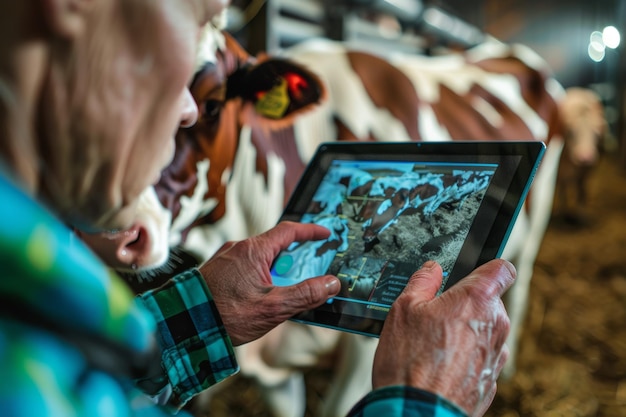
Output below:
[0,1,514,416]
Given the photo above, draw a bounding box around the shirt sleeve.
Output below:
[346,386,467,417]
[137,269,239,407]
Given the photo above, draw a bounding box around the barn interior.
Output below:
[227,0,626,163]
[199,1,626,417]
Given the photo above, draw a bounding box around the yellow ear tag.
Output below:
[255,78,290,119]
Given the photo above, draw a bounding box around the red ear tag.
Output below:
[285,73,308,100]
[255,78,290,118]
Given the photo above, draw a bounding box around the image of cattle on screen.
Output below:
[271,159,496,311]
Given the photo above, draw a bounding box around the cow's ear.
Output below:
[234,58,326,120]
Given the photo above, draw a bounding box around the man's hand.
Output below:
[372,259,515,417]
[198,221,340,346]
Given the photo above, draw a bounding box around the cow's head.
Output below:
[559,87,610,167]
[78,26,326,285]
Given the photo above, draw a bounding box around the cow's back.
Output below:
[283,39,563,157]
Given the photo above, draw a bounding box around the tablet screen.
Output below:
[270,141,545,337]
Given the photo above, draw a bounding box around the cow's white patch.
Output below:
[464,38,509,62]
[547,77,566,101]
[293,99,338,162]
[482,74,549,138]
[182,125,286,262]
[170,159,217,246]
[418,104,452,141]
[390,53,467,103]
[196,18,227,69]
[510,43,552,72]
[472,95,504,127]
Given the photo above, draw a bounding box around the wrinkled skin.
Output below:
[199,221,341,345]
[2,0,227,233]
[374,259,515,416]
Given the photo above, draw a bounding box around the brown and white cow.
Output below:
[554,86,612,223]
[80,25,567,417]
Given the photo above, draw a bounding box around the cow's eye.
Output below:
[202,99,222,122]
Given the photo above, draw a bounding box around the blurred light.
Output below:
[588,42,605,62]
[590,31,605,51]
[602,25,621,49]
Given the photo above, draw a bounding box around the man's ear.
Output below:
[41,0,93,39]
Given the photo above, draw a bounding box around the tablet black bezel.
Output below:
[274,141,545,337]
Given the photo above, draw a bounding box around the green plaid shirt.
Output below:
[138,269,238,405]
[349,386,466,417]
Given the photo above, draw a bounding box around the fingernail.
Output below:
[421,260,437,269]
[325,277,339,293]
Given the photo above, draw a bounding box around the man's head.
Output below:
[0,0,228,232]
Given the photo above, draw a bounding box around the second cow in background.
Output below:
[554,86,613,224]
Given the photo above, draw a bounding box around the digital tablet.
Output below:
[270,141,545,337]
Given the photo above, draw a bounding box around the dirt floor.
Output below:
[484,151,626,417]
[200,152,626,417]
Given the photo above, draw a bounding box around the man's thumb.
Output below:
[278,275,340,313]
[401,261,444,303]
